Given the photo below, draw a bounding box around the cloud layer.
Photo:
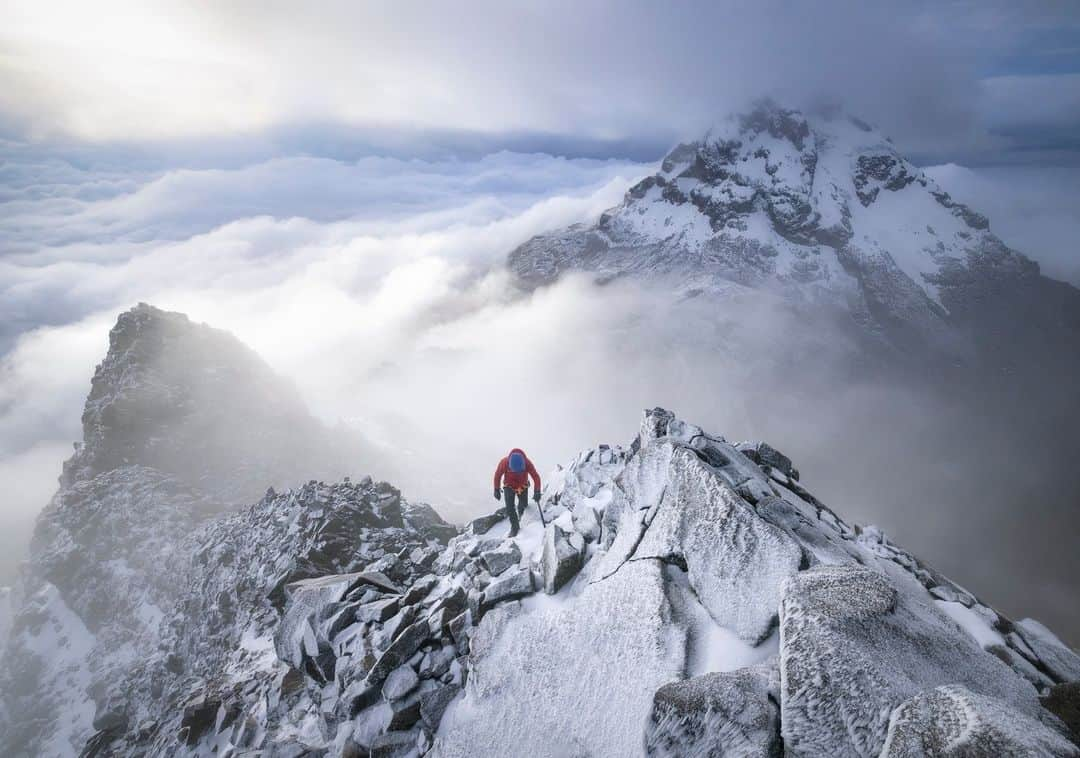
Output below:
[2,142,1080,641]
[0,146,643,574]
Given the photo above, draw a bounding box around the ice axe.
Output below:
[534,487,547,527]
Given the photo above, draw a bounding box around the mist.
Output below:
[2,144,1078,643]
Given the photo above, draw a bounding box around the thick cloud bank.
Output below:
[3,0,1079,166]
[1,143,1079,644]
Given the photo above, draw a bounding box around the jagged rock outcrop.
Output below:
[92,477,452,755]
[61,303,354,502]
[508,101,1080,366]
[0,305,442,757]
[540,523,584,594]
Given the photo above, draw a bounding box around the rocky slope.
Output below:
[0,304,413,757]
[2,306,1078,757]
[77,408,1080,757]
[509,101,1080,367]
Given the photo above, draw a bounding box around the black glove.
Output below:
[532,489,541,503]
[494,487,501,501]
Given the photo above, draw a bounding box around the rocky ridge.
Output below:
[1,305,1078,757]
[81,409,1080,757]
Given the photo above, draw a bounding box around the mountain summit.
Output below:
[61,303,355,503]
[1,308,1078,756]
[509,102,1080,365]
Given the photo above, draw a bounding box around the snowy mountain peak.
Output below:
[510,102,1078,362]
[652,101,988,253]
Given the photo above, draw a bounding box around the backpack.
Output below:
[508,451,526,473]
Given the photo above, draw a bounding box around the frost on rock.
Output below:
[597,410,802,645]
[779,565,1046,757]
[432,560,685,758]
[544,443,629,520]
[879,685,1079,757]
[479,541,521,577]
[1017,618,1080,684]
[540,523,585,594]
[635,446,801,645]
[645,664,781,758]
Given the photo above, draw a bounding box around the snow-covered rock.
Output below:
[644,664,781,758]
[1018,618,1080,685]
[779,565,1049,757]
[479,541,521,577]
[3,303,1078,757]
[880,685,1078,757]
[428,408,1078,757]
[434,559,683,758]
[596,410,802,645]
[539,523,585,594]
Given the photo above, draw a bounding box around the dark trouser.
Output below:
[503,486,528,535]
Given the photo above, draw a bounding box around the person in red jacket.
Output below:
[493,448,541,537]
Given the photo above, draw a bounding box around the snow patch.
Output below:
[935,599,1005,650]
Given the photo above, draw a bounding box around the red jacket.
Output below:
[494,448,541,493]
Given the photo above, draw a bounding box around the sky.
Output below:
[1,1,1079,639]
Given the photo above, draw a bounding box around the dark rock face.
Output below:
[420,684,460,731]
[369,730,418,758]
[736,441,797,480]
[180,695,219,746]
[1042,682,1080,746]
[853,153,917,206]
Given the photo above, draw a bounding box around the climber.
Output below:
[493,448,542,537]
